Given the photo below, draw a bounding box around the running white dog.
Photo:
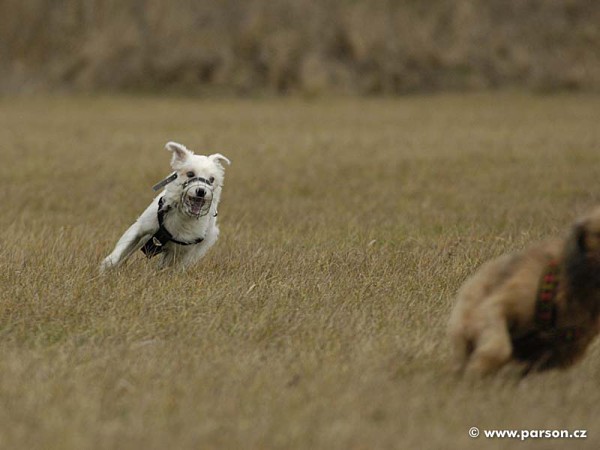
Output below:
[100,141,230,271]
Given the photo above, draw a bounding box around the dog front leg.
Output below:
[100,222,149,272]
[465,321,513,376]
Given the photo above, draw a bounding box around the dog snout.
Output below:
[195,188,206,198]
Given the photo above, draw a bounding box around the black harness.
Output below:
[141,196,205,258]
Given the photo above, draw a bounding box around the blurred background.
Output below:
[1,0,599,96]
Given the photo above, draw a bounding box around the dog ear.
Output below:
[210,153,231,167]
[165,142,193,169]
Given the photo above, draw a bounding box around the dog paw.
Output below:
[99,256,117,273]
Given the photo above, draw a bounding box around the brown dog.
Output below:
[448,207,600,376]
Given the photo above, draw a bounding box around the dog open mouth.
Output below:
[185,195,208,216]
[181,179,214,217]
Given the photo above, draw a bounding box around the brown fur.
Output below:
[448,207,600,376]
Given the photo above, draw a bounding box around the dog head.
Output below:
[162,141,231,217]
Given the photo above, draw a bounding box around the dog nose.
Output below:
[196,188,206,198]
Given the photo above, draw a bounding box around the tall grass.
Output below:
[1,93,600,449]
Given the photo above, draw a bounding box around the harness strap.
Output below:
[141,196,204,258]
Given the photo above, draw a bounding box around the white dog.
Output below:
[100,141,230,271]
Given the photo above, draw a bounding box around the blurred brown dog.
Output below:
[448,207,600,376]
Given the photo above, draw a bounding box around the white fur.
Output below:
[100,142,230,272]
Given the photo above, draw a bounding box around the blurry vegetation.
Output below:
[1,0,599,95]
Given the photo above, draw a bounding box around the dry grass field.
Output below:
[1,93,600,449]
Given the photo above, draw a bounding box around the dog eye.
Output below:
[209,176,215,184]
[186,171,195,178]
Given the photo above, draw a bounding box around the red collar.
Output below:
[535,259,560,329]
[535,259,583,342]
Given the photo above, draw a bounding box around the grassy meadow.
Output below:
[1,93,600,449]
